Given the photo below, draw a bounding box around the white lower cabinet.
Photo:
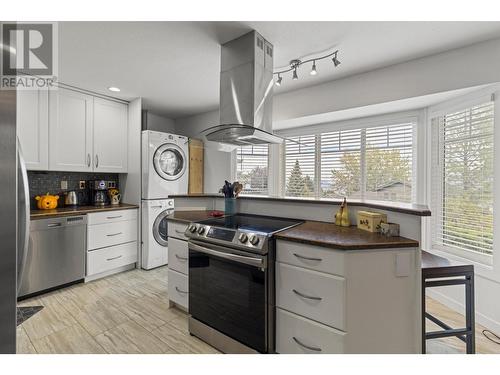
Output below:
[275,240,420,354]
[167,220,189,310]
[86,209,138,280]
[168,237,189,275]
[168,269,188,309]
[87,241,137,276]
[276,308,345,354]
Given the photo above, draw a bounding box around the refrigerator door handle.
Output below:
[17,138,30,294]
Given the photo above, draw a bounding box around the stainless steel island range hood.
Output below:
[204,31,283,145]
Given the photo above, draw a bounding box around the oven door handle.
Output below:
[188,242,265,268]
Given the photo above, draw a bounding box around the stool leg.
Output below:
[422,275,427,354]
[465,272,475,354]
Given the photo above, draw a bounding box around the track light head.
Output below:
[276,74,282,86]
[292,68,298,80]
[310,61,317,76]
[332,52,341,67]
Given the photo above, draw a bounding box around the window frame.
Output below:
[427,94,496,266]
[235,144,270,196]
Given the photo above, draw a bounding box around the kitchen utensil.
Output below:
[110,193,121,205]
[35,193,59,210]
[64,191,79,206]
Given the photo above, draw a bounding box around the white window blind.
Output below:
[431,101,494,257]
[321,129,361,199]
[284,135,316,197]
[365,123,413,202]
[236,145,269,195]
[281,120,415,202]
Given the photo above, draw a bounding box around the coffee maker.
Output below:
[89,180,116,206]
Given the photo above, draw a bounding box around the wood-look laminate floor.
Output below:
[17,266,219,354]
[17,266,500,354]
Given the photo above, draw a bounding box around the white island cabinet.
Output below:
[167,221,189,311]
[275,240,419,354]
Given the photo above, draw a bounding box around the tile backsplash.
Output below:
[28,171,119,209]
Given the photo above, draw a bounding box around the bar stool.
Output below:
[421,250,475,354]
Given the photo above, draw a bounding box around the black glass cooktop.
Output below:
[197,214,303,235]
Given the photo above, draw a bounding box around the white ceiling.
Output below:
[58,21,500,119]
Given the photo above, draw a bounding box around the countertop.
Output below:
[168,194,431,217]
[166,210,224,223]
[30,203,139,220]
[274,220,419,250]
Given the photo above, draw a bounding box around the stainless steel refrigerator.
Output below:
[0,86,18,353]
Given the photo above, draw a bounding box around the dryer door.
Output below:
[152,208,173,246]
[153,143,187,181]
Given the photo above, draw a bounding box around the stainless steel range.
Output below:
[185,214,302,353]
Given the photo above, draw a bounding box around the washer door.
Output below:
[153,143,187,181]
[152,209,172,246]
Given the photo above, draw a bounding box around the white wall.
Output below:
[143,111,176,133]
[273,38,500,123]
[174,110,233,193]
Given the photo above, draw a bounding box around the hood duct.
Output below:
[204,31,283,145]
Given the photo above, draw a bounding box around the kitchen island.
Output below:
[166,194,429,353]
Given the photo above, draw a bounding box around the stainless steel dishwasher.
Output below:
[18,215,87,298]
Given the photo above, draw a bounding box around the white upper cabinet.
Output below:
[93,98,128,173]
[49,88,93,172]
[46,87,128,173]
[17,88,49,170]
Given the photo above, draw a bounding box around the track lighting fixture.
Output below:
[273,49,340,86]
[310,60,317,75]
[275,74,282,86]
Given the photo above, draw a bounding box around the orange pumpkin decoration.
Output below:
[35,193,59,210]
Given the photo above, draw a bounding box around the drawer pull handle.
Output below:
[293,253,322,262]
[292,289,322,301]
[106,232,123,237]
[175,254,188,261]
[106,255,123,261]
[292,337,322,352]
[107,215,122,219]
[175,229,185,234]
[175,286,188,294]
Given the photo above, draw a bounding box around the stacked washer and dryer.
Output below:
[141,131,189,270]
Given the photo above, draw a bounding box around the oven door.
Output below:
[188,240,268,353]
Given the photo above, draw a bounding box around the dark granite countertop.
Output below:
[168,194,431,217]
[30,203,139,220]
[166,210,225,223]
[275,221,419,250]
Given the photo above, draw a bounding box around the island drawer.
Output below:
[168,269,188,309]
[276,240,345,276]
[87,241,137,276]
[276,262,345,330]
[168,222,189,241]
[168,237,188,275]
[87,209,137,225]
[87,219,137,250]
[276,308,345,354]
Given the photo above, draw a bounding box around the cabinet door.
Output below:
[17,89,49,170]
[49,88,93,171]
[93,98,128,173]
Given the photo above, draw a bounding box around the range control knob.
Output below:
[197,226,206,235]
[238,233,248,243]
[188,224,197,233]
[249,235,260,246]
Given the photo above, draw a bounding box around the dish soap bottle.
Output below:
[340,197,351,227]
[334,204,343,226]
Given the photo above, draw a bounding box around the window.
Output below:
[284,135,316,197]
[431,101,494,258]
[281,120,415,202]
[236,145,268,195]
